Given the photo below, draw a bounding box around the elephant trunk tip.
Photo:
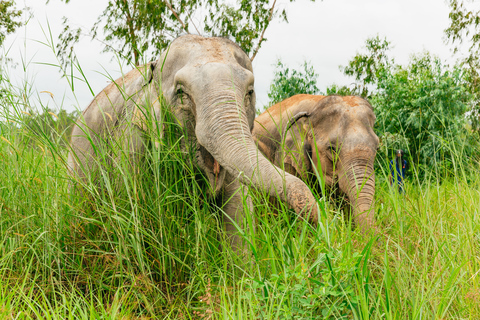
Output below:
[353,207,378,236]
[286,179,319,225]
[304,201,319,225]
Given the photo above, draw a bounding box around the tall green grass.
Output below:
[1,40,480,319]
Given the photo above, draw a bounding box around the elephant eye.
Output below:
[305,143,312,160]
[329,145,337,155]
[176,87,185,98]
[176,87,187,104]
[248,89,254,95]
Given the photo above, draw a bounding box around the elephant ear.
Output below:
[130,62,163,140]
[278,112,313,179]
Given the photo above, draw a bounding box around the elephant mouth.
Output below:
[198,145,226,195]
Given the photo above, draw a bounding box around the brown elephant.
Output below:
[253,94,379,232]
[67,35,318,252]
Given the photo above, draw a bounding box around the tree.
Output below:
[340,35,393,97]
[55,0,199,67]
[445,0,480,131]
[267,59,319,107]
[54,0,318,67]
[0,0,23,46]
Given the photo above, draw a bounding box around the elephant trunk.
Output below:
[338,153,376,232]
[196,96,318,224]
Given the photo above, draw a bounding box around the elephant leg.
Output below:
[221,173,253,254]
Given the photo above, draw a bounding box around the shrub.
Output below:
[373,52,477,173]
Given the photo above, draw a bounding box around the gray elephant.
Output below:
[67,35,318,252]
[253,94,379,232]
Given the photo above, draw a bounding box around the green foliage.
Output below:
[56,0,199,66]
[373,52,475,172]
[267,59,319,107]
[340,35,393,97]
[0,0,22,46]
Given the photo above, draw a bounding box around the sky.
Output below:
[4,0,459,112]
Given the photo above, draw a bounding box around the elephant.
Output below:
[253,94,379,232]
[67,35,318,253]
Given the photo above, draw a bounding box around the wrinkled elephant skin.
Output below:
[67,35,318,253]
[253,94,379,232]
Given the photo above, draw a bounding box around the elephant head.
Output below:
[68,36,318,243]
[253,94,379,232]
[155,35,317,223]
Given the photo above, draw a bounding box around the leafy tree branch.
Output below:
[0,0,23,46]
[340,35,394,97]
[445,0,480,131]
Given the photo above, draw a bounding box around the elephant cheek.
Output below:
[312,152,333,187]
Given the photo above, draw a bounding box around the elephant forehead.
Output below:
[341,96,365,107]
[312,108,375,138]
[162,35,252,92]
[268,94,326,117]
[174,35,242,64]
[342,104,376,124]
[174,63,253,94]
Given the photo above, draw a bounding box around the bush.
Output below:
[373,52,477,173]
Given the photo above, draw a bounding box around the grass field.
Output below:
[0,93,479,320]
[0,50,479,318]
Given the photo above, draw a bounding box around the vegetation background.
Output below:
[1,0,480,318]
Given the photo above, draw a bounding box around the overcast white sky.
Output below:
[4,0,461,112]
